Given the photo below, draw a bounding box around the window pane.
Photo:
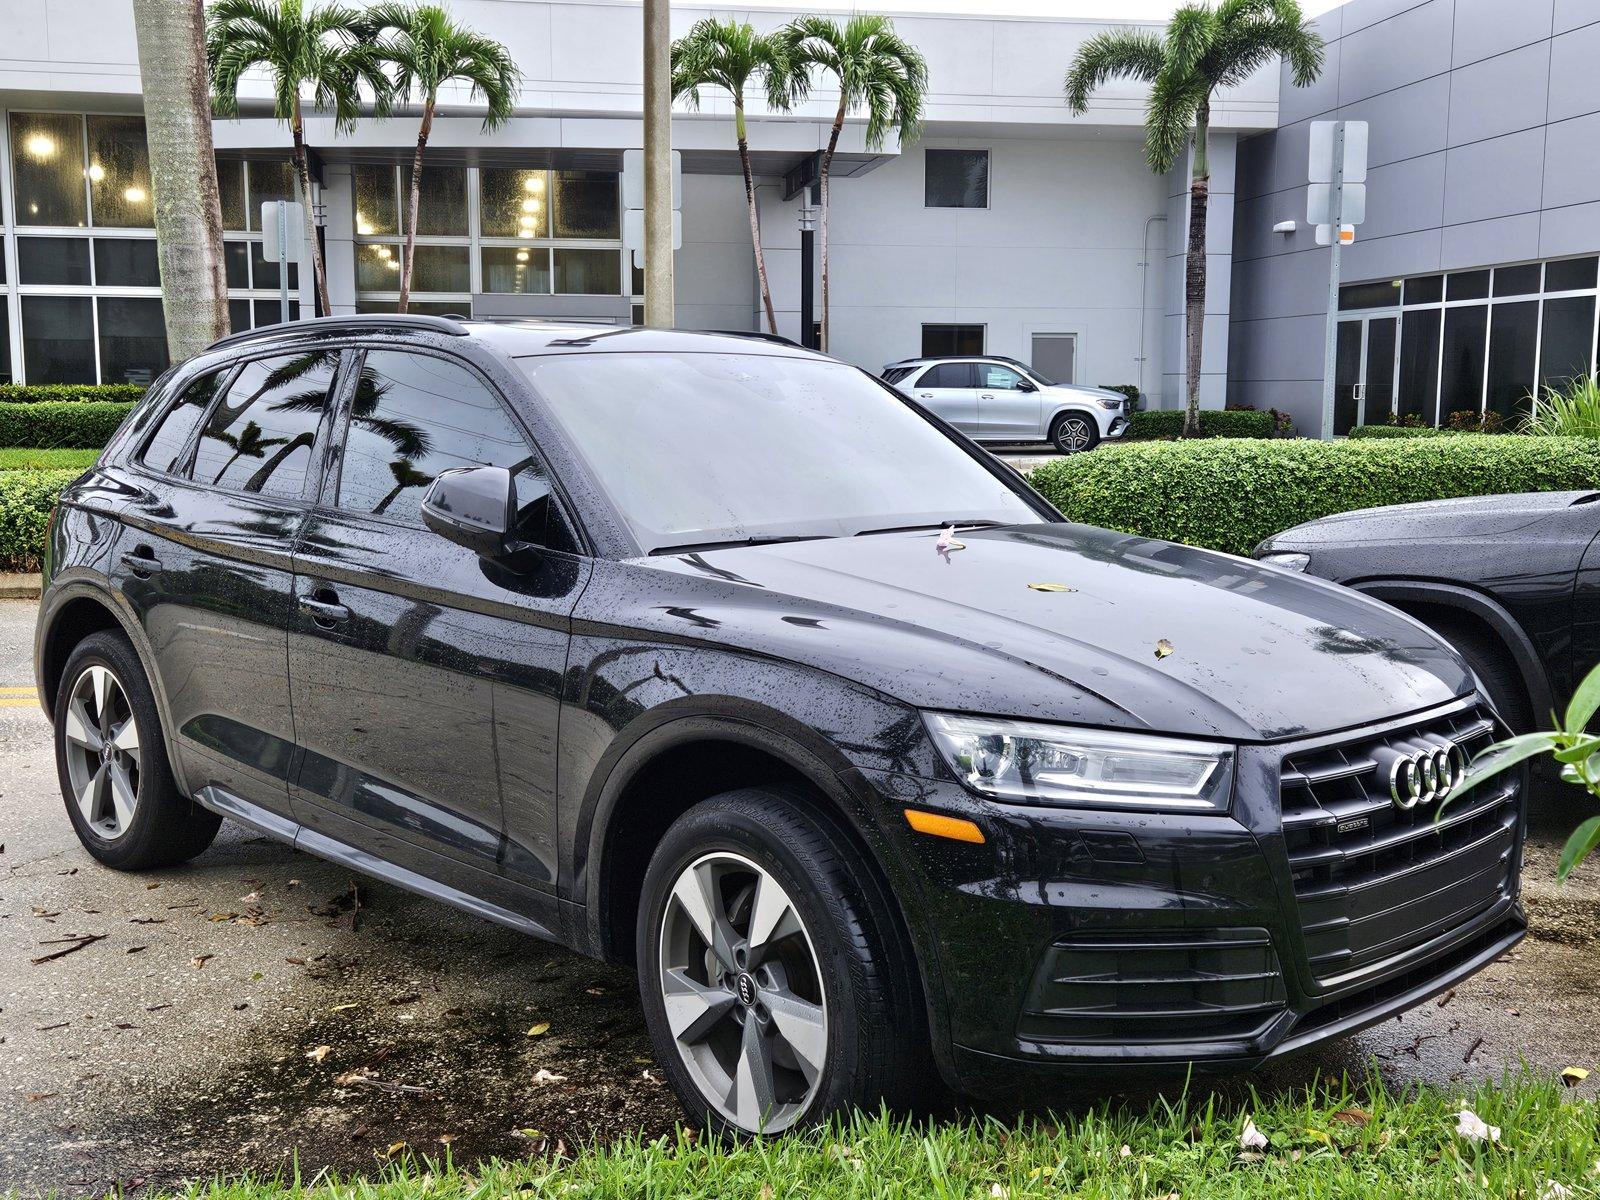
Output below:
[94,238,161,287]
[338,350,532,527]
[18,236,90,284]
[1539,295,1596,391]
[22,296,95,383]
[225,241,249,288]
[411,244,470,292]
[86,115,153,228]
[1446,270,1490,301]
[1486,300,1538,422]
[552,247,619,294]
[1439,305,1488,416]
[229,298,252,333]
[480,168,549,238]
[1398,309,1442,425]
[98,297,169,386]
[253,299,301,328]
[192,351,338,496]
[357,243,404,291]
[1403,275,1443,305]
[482,247,550,293]
[401,163,468,235]
[251,240,300,291]
[217,159,246,230]
[1493,263,1540,297]
[355,300,470,317]
[0,298,11,384]
[353,164,399,236]
[141,370,223,474]
[0,243,6,285]
[246,160,296,229]
[1338,280,1402,310]
[12,113,86,226]
[551,170,619,238]
[1546,257,1598,293]
[925,149,988,208]
[979,364,1024,389]
[921,324,984,356]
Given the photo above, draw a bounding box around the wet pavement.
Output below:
[2,597,1599,1197]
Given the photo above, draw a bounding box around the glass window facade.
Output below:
[1338,257,1600,427]
[922,323,986,356]
[925,149,989,209]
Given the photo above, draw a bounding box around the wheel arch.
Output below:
[1348,578,1553,726]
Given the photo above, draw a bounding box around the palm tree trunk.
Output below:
[290,97,330,316]
[1182,99,1211,439]
[399,99,434,315]
[130,0,230,360]
[736,99,779,334]
[244,432,315,492]
[817,98,845,355]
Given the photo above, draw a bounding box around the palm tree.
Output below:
[781,15,926,354]
[672,18,794,334]
[211,419,288,482]
[207,0,394,316]
[366,3,519,313]
[1065,0,1321,437]
[131,0,231,358]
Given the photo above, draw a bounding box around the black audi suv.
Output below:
[36,315,1525,1134]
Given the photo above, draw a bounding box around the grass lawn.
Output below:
[153,1074,1597,1199]
[0,447,99,471]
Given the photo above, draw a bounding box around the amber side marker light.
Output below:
[903,807,986,845]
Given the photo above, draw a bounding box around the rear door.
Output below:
[974,363,1040,440]
[113,349,343,826]
[908,362,980,435]
[286,347,586,922]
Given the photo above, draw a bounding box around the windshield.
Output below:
[520,352,1041,553]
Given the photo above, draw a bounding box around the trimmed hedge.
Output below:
[0,469,75,572]
[1030,435,1600,557]
[1123,408,1276,441]
[0,401,136,448]
[0,383,146,404]
[1345,425,1461,439]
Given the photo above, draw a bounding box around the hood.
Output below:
[1045,383,1124,403]
[1265,491,1598,549]
[639,523,1473,743]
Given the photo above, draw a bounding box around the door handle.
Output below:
[299,589,350,625]
[918,392,933,399]
[980,392,995,399]
[120,547,162,576]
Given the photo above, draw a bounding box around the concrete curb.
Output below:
[0,573,41,600]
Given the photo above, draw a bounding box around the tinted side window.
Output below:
[191,351,339,498]
[140,370,226,475]
[337,350,574,548]
[924,363,974,388]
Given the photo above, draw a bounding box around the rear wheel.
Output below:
[636,786,928,1136]
[54,631,221,870]
[1049,411,1100,454]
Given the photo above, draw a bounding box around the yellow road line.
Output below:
[1,685,36,693]
[0,697,39,707]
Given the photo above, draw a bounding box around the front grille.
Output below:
[1280,705,1519,986]
[1018,928,1287,1044]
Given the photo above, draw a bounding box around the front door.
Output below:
[287,348,586,919]
[1030,332,1076,385]
[910,362,980,435]
[974,362,1041,439]
[1334,316,1399,434]
[113,350,342,825]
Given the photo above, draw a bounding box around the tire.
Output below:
[1427,618,1532,735]
[53,630,221,871]
[636,785,930,1137]
[1049,411,1100,454]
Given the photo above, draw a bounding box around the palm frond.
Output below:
[780,14,926,149]
[1063,28,1165,113]
[1143,67,1208,173]
[366,2,521,130]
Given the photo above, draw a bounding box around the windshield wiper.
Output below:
[649,534,833,556]
[853,519,1006,537]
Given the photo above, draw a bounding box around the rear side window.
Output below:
[881,366,914,385]
[922,363,974,388]
[191,350,340,498]
[140,370,226,475]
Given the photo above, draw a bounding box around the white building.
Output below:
[0,0,1279,405]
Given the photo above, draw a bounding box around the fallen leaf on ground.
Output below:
[25,1093,56,1102]
[330,1003,359,1012]
[1561,1067,1590,1088]
[383,1142,406,1159]
[525,1021,550,1037]
[1332,1107,1371,1126]
[1541,1181,1574,1199]
[306,1045,332,1063]
[191,954,213,969]
[532,1069,567,1085]
[1455,1108,1500,1144]
[1240,1117,1269,1151]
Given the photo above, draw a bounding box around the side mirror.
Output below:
[421,465,516,557]
[1016,377,1038,393]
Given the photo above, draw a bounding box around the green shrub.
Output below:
[0,401,136,448]
[1522,374,1600,437]
[1096,383,1141,405]
[1346,424,1460,439]
[0,383,146,404]
[0,448,102,471]
[1123,408,1276,440]
[1030,435,1600,557]
[0,468,75,571]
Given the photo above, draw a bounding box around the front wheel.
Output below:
[1049,411,1101,454]
[636,787,928,1136]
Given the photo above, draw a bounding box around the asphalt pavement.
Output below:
[3,597,1598,1197]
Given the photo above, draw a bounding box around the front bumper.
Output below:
[863,697,1524,1093]
[1104,414,1129,439]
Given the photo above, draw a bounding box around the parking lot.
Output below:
[3,595,1598,1197]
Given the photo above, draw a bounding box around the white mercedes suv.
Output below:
[882,356,1130,454]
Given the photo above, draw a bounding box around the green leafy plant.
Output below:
[1445,408,1506,433]
[1347,424,1460,439]
[1521,374,1600,438]
[0,469,77,571]
[0,384,146,404]
[1097,383,1142,405]
[0,402,136,449]
[1123,408,1275,441]
[1458,664,1600,881]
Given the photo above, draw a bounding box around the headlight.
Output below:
[1256,550,1310,572]
[1096,397,1122,410]
[924,714,1232,812]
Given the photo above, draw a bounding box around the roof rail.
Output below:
[203,313,470,353]
[704,329,801,348]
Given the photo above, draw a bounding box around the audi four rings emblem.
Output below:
[1389,741,1468,809]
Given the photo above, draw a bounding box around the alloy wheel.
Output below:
[657,851,828,1133]
[61,664,141,841]
[1056,416,1093,452]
